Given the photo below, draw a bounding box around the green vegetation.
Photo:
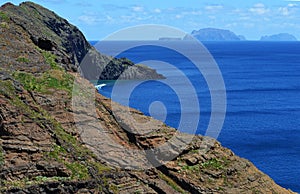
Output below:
[201,158,229,170]
[181,164,200,172]
[189,149,199,154]
[0,80,15,97]
[1,176,71,191]
[0,22,8,28]
[109,183,119,193]
[42,50,61,70]
[65,162,89,180]
[0,11,9,21]
[47,145,66,161]
[13,50,74,94]
[13,69,74,94]
[17,56,30,63]
[34,176,70,182]
[90,161,111,174]
[158,172,187,193]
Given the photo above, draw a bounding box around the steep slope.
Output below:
[0,2,295,193]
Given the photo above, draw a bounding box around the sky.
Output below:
[5,0,300,40]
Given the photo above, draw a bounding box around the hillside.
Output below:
[0,2,295,193]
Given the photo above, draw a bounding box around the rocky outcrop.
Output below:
[0,2,295,193]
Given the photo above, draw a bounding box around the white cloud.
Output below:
[225,22,238,28]
[74,2,92,7]
[239,16,251,21]
[78,13,113,25]
[279,7,290,15]
[132,6,144,12]
[278,3,298,16]
[190,11,202,16]
[102,4,128,10]
[135,15,153,21]
[249,3,270,15]
[153,8,161,13]
[78,15,98,25]
[205,5,223,12]
[175,14,183,19]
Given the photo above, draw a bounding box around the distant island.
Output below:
[260,33,297,41]
[184,28,298,41]
[185,28,245,41]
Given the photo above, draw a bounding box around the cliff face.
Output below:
[0,2,295,193]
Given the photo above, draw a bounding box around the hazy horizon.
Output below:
[6,0,300,40]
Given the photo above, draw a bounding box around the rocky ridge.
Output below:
[0,2,296,193]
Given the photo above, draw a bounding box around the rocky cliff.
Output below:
[0,2,295,193]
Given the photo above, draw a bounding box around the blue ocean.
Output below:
[93,41,300,192]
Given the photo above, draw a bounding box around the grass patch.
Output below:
[0,22,8,28]
[0,11,9,21]
[0,176,71,191]
[34,176,70,182]
[181,164,200,172]
[13,70,74,94]
[13,72,40,91]
[42,50,61,70]
[65,162,89,180]
[109,183,119,193]
[201,158,227,170]
[17,56,30,63]
[89,161,111,174]
[13,50,74,94]
[0,80,15,98]
[158,172,186,193]
[47,145,67,161]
